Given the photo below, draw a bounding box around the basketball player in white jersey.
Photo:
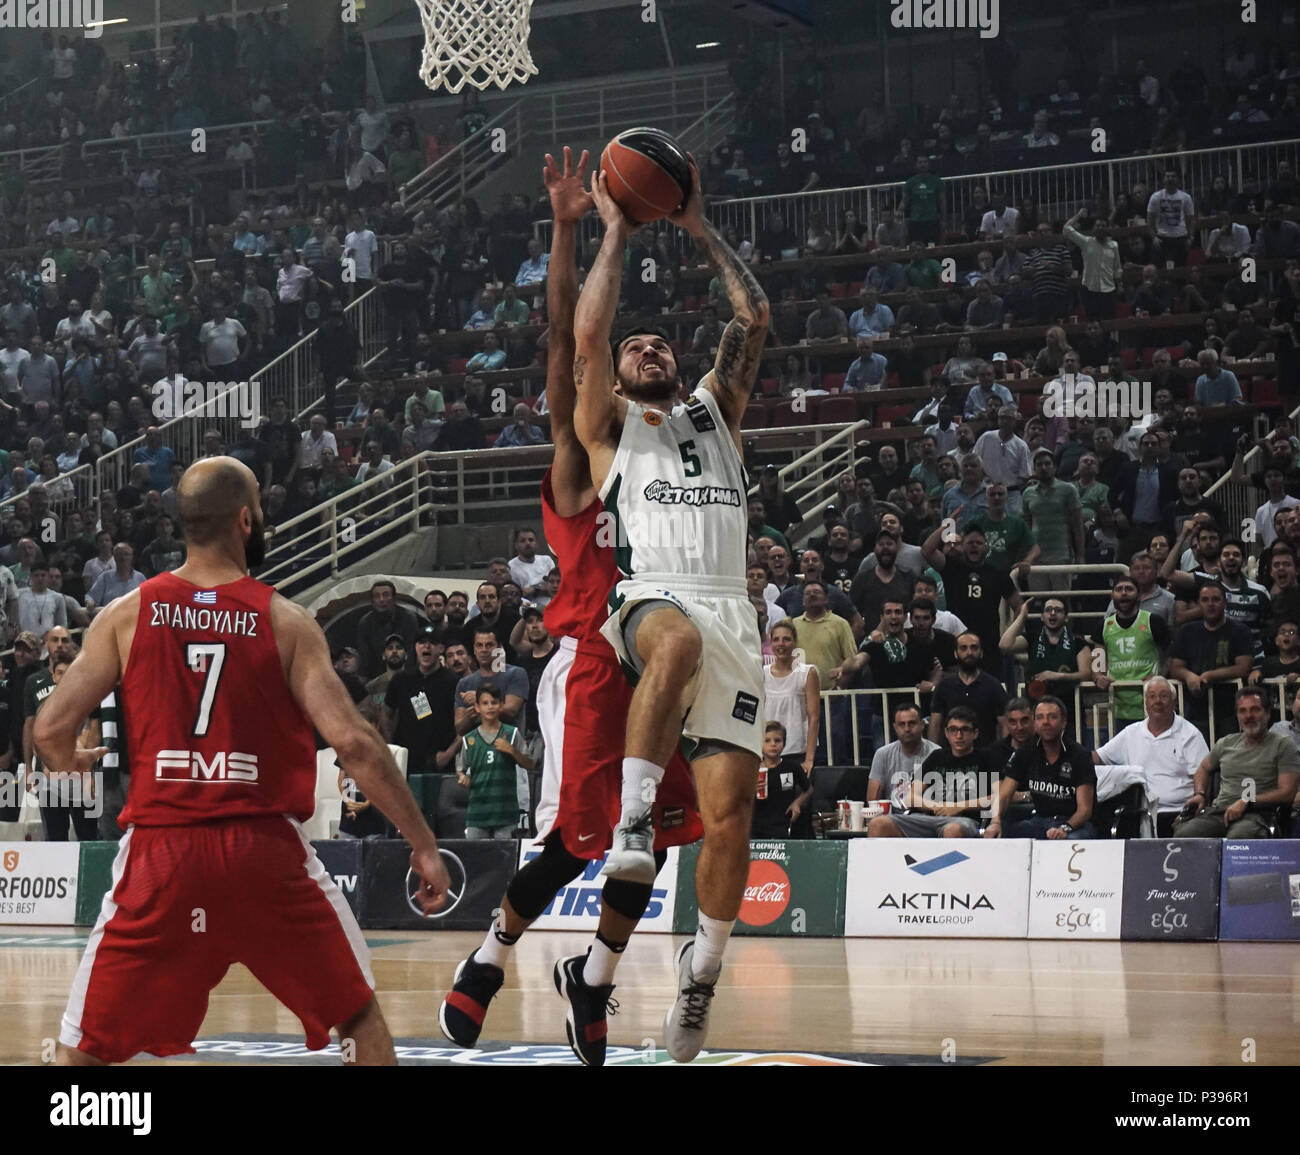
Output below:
[572,158,769,1061]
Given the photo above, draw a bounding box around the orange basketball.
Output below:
[599,126,693,224]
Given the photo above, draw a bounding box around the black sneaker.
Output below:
[438,951,505,1048]
[553,952,619,1066]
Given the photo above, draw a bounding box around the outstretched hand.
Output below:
[667,155,704,234]
[543,147,594,224]
[589,168,638,234]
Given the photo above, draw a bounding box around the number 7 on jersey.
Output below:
[187,643,227,737]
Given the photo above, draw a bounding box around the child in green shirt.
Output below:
[457,684,536,839]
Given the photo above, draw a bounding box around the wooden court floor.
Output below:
[2,929,1299,1065]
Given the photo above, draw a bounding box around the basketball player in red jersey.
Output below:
[438,147,702,1066]
[35,457,450,1066]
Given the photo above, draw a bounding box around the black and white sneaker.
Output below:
[438,951,505,1048]
[663,941,717,1063]
[553,952,619,1067]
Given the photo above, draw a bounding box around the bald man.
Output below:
[36,457,450,1067]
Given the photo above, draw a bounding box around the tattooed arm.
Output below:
[571,168,633,489]
[670,161,770,432]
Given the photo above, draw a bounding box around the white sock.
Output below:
[583,933,624,987]
[691,913,734,977]
[476,910,517,970]
[620,756,665,815]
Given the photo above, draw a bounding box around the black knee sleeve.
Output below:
[505,836,587,921]
[600,849,668,920]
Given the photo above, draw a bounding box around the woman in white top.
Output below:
[764,620,820,776]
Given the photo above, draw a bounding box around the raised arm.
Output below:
[670,161,770,432]
[541,148,596,511]
[571,169,634,487]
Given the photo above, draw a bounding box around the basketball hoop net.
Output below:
[415,0,539,94]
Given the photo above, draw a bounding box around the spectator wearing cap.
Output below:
[85,544,145,617]
[356,579,420,679]
[360,633,409,727]
[332,647,368,705]
[510,605,556,738]
[507,527,554,602]
[382,627,461,774]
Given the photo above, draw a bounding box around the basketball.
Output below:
[599,127,693,223]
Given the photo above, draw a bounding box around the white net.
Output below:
[415,0,539,94]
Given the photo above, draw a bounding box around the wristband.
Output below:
[1060,823,1073,833]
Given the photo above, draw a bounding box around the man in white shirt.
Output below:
[300,413,339,470]
[974,405,1031,514]
[354,440,395,489]
[356,96,389,157]
[1205,210,1253,261]
[979,191,1019,239]
[343,211,379,298]
[199,299,247,378]
[1093,675,1208,835]
[275,249,313,342]
[1146,169,1197,268]
[16,562,67,636]
[1023,110,1059,148]
[0,330,29,399]
[507,527,555,600]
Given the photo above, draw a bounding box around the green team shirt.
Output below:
[1073,480,1110,524]
[905,173,942,222]
[1101,610,1161,720]
[966,513,1035,572]
[459,723,520,829]
[1022,480,1081,563]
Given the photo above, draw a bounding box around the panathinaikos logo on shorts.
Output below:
[642,480,740,507]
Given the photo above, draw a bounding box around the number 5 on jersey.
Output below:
[187,643,227,737]
[679,441,701,477]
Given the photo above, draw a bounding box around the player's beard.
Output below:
[618,365,679,405]
[244,514,266,569]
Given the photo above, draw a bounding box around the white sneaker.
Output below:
[663,940,718,1063]
[600,807,656,884]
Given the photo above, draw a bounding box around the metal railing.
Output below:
[80,120,277,173]
[0,141,65,184]
[400,100,524,210]
[401,65,730,211]
[753,419,869,537]
[258,288,386,421]
[707,138,1300,253]
[1205,395,1300,569]
[818,676,1297,769]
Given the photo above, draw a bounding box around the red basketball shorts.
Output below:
[60,815,374,1064]
[534,636,703,861]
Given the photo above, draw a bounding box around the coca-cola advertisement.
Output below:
[673,840,848,937]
